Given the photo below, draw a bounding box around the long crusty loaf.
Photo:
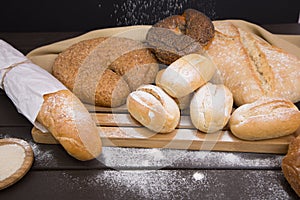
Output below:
[37,90,102,161]
[207,21,300,106]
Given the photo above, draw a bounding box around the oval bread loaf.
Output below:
[155,54,216,98]
[190,82,233,133]
[127,85,180,133]
[52,37,159,107]
[229,98,300,140]
[37,90,102,161]
[207,21,300,106]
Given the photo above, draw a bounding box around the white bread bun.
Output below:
[156,69,191,110]
[229,98,300,140]
[155,54,216,98]
[126,84,180,133]
[37,90,102,161]
[190,82,233,133]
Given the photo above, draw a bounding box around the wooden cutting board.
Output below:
[31,104,299,154]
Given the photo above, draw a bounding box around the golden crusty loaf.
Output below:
[127,84,180,133]
[282,134,300,197]
[146,9,215,65]
[52,37,159,107]
[37,90,102,161]
[207,21,300,106]
[155,54,216,98]
[190,82,233,133]
[229,98,300,140]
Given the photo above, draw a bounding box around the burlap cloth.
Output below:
[26,20,300,73]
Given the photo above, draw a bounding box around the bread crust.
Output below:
[190,82,233,133]
[207,21,300,106]
[127,85,180,133]
[229,98,300,140]
[37,90,102,161]
[155,54,216,98]
[282,135,300,197]
[53,37,159,107]
[146,9,214,64]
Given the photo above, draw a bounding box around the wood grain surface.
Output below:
[31,105,299,154]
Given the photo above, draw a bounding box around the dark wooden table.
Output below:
[0,24,300,199]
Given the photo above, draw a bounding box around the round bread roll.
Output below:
[146,8,215,64]
[156,69,191,110]
[282,134,300,197]
[229,98,300,140]
[155,54,216,98]
[190,82,233,133]
[127,84,180,133]
[52,37,159,107]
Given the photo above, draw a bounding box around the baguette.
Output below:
[229,98,300,140]
[37,90,102,161]
[126,84,180,133]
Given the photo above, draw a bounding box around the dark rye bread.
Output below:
[207,21,300,106]
[146,9,215,65]
[52,37,159,107]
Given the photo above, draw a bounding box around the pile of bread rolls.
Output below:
[47,8,300,194]
[126,9,300,139]
[139,9,300,197]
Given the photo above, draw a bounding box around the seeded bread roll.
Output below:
[282,134,300,197]
[207,21,300,106]
[127,84,180,133]
[190,82,233,133]
[229,98,300,140]
[52,37,159,107]
[37,90,102,161]
[146,9,215,65]
[155,54,216,98]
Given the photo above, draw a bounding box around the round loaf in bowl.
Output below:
[52,37,159,107]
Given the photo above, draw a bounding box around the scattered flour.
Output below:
[193,172,205,181]
[28,141,57,166]
[98,147,283,170]
[105,0,217,26]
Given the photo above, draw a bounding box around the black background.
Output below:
[0,0,299,31]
